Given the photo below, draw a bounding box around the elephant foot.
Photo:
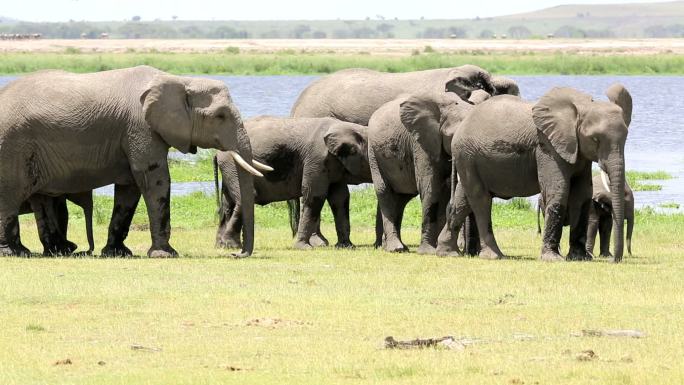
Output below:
[0,243,31,257]
[308,233,329,247]
[231,250,252,259]
[479,246,503,260]
[608,255,623,263]
[567,248,593,261]
[416,243,436,255]
[215,236,242,249]
[293,240,313,250]
[44,240,78,256]
[436,247,461,257]
[599,252,613,259]
[148,245,178,258]
[540,250,565,262]
[383,238,408,253]
[101,243,133,257]
[335,241,355,249]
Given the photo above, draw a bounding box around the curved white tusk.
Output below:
[600,170,611,193]
[228,151,263,177]
[252,159,274,172]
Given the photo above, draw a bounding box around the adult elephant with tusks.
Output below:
[0,65,265,257]
[214,116,371,250]
[290,64,517,245]
[438,83,633,263]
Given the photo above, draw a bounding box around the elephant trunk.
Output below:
[234,125,255,258]
[605,151,626,262]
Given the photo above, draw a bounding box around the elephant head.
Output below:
[444,65,496,101]
[533,84,632,262]
[399,92,474,155]
[491,76,520,96]
[141,75,269,257]
[324,122,371,183]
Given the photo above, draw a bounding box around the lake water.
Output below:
[1,74,682,209]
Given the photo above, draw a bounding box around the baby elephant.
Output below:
[215,116,371,250]
[586,174,634,258]
[537,173,634,258]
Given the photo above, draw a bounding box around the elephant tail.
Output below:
[213,155,220,211]
[287,199,300,238]
[626,214,634,256]
[536,202,542,235]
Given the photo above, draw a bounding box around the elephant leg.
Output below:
[294,195,326,250]
[67,192,94,254]
[585,203,600,258]
[457,168,503,260]
[374,204,383,248]
[102,184,140,257]
[327,183,354,249]
[463,214,481,256]
[215,189,242,249]
[537,153,570,262]
[376,188,413,253]
[567,198,592,261]
[134,164,176,258]
[308,221,329,247]
[31,196,76,256]
[598,211,613,258]
[566,177,593,261]
[0,211,29,257]
[437,182,472,257]
[417,189,445,255]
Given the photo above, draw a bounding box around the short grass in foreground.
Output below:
[1,51,683,75]
[2,188,684,384]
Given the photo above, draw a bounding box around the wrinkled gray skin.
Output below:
[291,65,515,245]
[368,90,491,254]
[215,116,370,250]
[19,192,94,255]
[0,66,257,257]
[586,174,634,258]
[437,84,632,263]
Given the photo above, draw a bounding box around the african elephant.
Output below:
[586,174,634,258]
[437,84,633,263]
[215,116,370,250]
[0,66,263,257]
[368,90,492,254]
[291,65,517,245]
[20,192,94,255]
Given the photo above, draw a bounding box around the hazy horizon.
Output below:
[2,0,675,23]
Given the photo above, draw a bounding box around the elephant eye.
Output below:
[216,112,226,121]
[592,137,599,143]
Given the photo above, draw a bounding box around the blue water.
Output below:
[1,74,682,209]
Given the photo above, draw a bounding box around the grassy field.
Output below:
[2,185,684,384]
[1,51,683,75]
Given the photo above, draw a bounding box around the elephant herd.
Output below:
[0,64,633,262]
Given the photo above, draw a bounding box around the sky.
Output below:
[1,0,672,22]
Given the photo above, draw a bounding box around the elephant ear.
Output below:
[444,65,495,100]
[491,76,520,96]
[605,83,632,127]
[532,87,591,164]
[324,123,368,177]
[400,95,443,153]
[141,75,193,154]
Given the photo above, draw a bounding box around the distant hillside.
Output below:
[1,1,683,39]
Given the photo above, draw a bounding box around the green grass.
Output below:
[168,151,216,183]
[2,188,684,384]
[1,52,683,75]
[626,170,674,192]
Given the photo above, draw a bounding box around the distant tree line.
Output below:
[0,20,682,39]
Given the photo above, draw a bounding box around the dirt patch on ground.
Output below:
[1,38,682,55]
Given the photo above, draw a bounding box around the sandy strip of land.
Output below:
[1,38,682,55]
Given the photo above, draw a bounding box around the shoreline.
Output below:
[2,38,684,55]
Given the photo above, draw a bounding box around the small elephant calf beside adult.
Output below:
[214,116,370,251]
